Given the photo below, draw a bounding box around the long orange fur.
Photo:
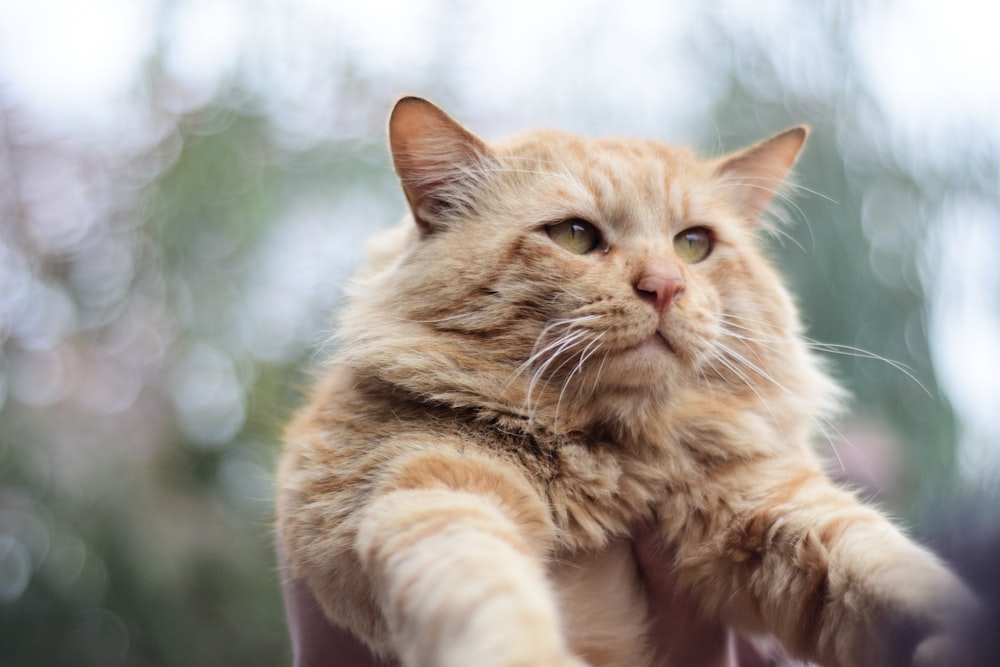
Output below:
[276,97,976,667]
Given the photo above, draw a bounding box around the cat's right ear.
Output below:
[388,96,496,231]
[713,126,809,224]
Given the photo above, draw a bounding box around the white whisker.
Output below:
[719,314,930,396]
[522,329,591,415]
[399,312,483,324]
[711,174,818,251]
[803,339,931,397]
[553,333,606,428]
[708,347,781,425]
[715,339,791,397]
[508,313,607,424]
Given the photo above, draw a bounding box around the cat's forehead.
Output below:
[491,130,716,229]
[493,129,701,172]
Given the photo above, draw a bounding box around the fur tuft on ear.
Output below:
[714,126,809,223]
[388,96,497,230]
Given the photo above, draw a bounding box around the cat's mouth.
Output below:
[640,331,676,355]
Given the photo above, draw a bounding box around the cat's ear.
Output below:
[714,126,808,222]
[389,96,496,231]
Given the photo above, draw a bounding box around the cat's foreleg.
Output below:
[668,469,978,667]
[356,485,583,667]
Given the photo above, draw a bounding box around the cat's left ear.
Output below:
[389,96,497,231]
[714,126,808,222]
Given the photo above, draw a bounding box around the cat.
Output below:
[276,96,978,667]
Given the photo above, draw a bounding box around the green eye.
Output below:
[673,226,713,263]
[546,218,602,254]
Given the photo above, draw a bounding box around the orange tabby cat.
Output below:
[276,97,977,667]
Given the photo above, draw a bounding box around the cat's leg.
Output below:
[661,465,979,667]
[356,451,585,667]
[550,540,657,667]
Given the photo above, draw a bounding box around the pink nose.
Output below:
[635,269,685,313]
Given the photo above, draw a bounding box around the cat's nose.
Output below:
[635,268,685,313]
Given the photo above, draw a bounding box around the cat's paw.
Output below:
[507,654,588,667]
[542,652,590,667]
[911,633,979,667]
[900,588,982,667]
[853,565,981,667]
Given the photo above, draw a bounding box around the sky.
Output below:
[0,0,998,478]
[2,0,998,143]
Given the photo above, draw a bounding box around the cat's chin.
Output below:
[640,331,676,355]
[593,331,689,392]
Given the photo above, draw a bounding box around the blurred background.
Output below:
[0,0,998,664]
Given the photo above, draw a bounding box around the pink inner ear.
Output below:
[716,126,808,221]
[388,98,495,227]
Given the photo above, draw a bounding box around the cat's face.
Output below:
[343,97,822,427]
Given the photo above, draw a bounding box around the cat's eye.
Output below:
[673,227,713,263]
[545,218,602,255]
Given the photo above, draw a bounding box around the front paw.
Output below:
[853,566,981,667]
[898,587,982,667]
[911,632,979,667]
[507,653,588,667]
[542,652,590,667]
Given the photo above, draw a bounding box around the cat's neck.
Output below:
[338,351,709,447]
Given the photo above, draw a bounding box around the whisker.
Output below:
[719,315,929,396]
[711,175,817,252]
[398,312,483,324]
[717,317,787,346]
[522,328,592,416]
[811,415,862,477]
[716,326,777,367]
[717,318,895,476]
[715,340,791,397]
[589,345,614,397]
[709,349,781,425]
[714,174,838,205]
[524,329,589,381]
[554,334,606,428]
[514,317,595,376]
[802,339,931,397]
[510,312,613,425]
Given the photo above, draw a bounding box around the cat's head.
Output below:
[338,97,840,434]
